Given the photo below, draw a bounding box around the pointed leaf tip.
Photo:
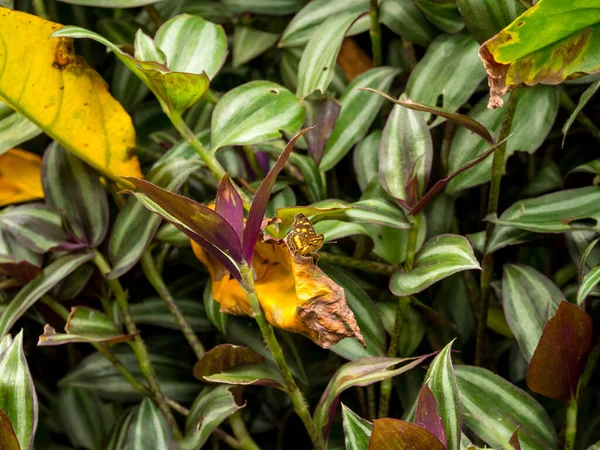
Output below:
[216,174,244,241]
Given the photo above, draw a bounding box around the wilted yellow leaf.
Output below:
[0,149,43,206]
[0,8,141,180]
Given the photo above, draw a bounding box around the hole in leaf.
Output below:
[270,88,279,94]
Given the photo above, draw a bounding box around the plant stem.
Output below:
[230,411,262,450]
[214,429,243,450]
[559,87,600,145]
[144,4,164,27]
[476,90,520,366]
[369,0,382,66]
[378,214,420,418]
[141,251,206,360]
[169,112,252,210]
[92,252,183,440]
[318,252,397,276]
[565,397,577,450]
[401,38,417,70]
[366,385,377,420]
[240,265,324,450]
[32,0,48,19]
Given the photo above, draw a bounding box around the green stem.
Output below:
[144,4,164,27]
[318,252,397,276]
[559,87,600,145]
[369,0,382,66]
[33,0,48,19]
[476,90,520,367]
[240,265,324,450]
[169,112,252,210]
[230,411,262,450]
[141,252,206,360]
[92,252,182,441]
[215,429,243,450]
[378,214,420,418]
[565,397,577,450]
[366,385,377,420]
[203,88,221,106]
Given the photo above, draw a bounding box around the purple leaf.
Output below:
[509,426,522,450]
[255,152,271,175]
[415,384,447,448]
[124,178,244,278]
[215,174,244,241]
[369,418,446,450]
[305,98,341,165]
[243,128,312,264]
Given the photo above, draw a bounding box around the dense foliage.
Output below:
[1,0,600,449]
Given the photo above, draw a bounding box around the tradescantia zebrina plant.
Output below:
[2,0,600,449]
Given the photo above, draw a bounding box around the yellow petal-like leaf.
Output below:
[0,7,141,179]
[0,149,43,206]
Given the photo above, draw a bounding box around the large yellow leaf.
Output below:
[0,149,44,206]
[0,7,141,179]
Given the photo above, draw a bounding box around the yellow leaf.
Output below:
[0,149,43,206]
[0,8,141,180]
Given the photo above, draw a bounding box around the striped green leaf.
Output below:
[502,265,562,361]
[424,341,461,450]
[58,387,117,450]
[0,228,42,283]
[412,0,463,33]
[55,0,160,6]
[296,13,360,98]
[455,366,558,450]
[379,98,432,207]
[447,86,559,194]
[130,298,211,332]
[314,354,433,436]
[279,0,372,48]
[325,265,387,360]
[134,30,166,65]
[106,408,136,450]
[0,331,37,450]
[491,187,600,233]
[354,131,381,192]
[577,265,600,305]
[182,386,243,450]
[390,235,480,296]
[128,398,171,450]
[211,81,305,151]
[223,0,303,14]
[456,0,525,43]
[0,409,20,450]
[563,80,600,145]
[587,441,600,450]
[407,33,485,127]
[0,102,41,155]
[108,158,202,279]
[204,280,227,335]
[342,404,372,450]
[380,0,438,47]
[60,346,199,402]
[320,67,400,171]
[0,335,12,354]
[42,143,108,248]
[233,26,279,68]
[0,252,94,339]
[0,204,70,254]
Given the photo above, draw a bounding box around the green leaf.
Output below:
[368,418,446,450]
[0,103,42,155]
[134,30,166,65]
[0,228,42,284]
[279,0,372,48]
[324,265,387,360]
[42,143,108,248]
[379,301,425,357]
[105,408,136,450]
[502,264,563,361]
[380,0,438,47]
[55,0,160,6]
[412,0,464,33]
[456,0,525,43]
[233,26,279,68]
[455,366,558,450]
[424,341,461,450]
[342,404,373,450]
[491,187,600,233]
[204,280,227,334]
[314,354,433,435]
[0,252,94,339]
[406,33,486,127]
[379,97,432,207]
[577,264,600,305]
[58,387,117,450]
[128,398,171,450]
[182,386,243,450]
[0,409,20,450]
[479,0,600,108]
[563,80,600,145]
[108,158,202,278]
[211,81,305,151]
[319,67,400,171]
[526,301,593,401]
[447,86,559,194]
[130,298,211,332]
[296,12,361,98]
[222,0,303,15]
[354,131,381,192]
[390,235,480,296]
[0,331,37,450]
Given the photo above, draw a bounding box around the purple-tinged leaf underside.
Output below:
[215,174,244,242]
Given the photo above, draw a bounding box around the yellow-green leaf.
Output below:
[479,0,600,108]
[0,8,141,180]
[0,149,43,207]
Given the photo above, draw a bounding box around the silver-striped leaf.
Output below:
[128,398,171,450]
[341,404,372,450]
[380,0,438,47]
[0,102,42,155]
[233,26,279,68]
[577,265,600,305]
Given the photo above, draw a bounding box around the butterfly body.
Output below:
[285,213,324,257]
